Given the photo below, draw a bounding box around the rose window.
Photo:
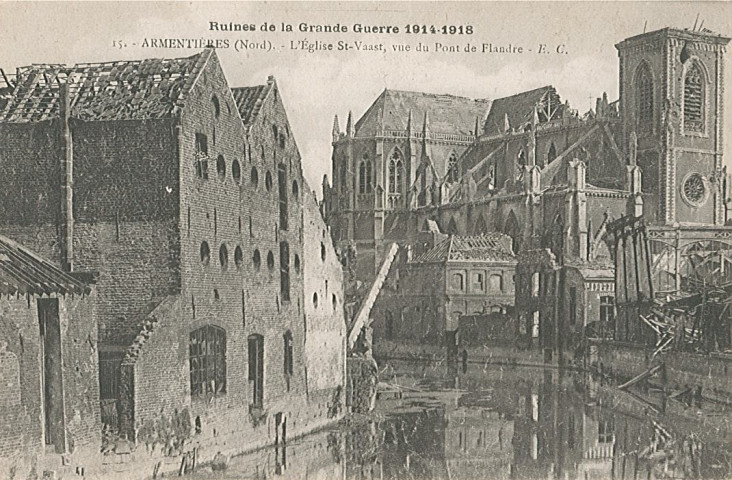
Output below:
[682,173,706,206]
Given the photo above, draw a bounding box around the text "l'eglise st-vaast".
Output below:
[290,39,385,52]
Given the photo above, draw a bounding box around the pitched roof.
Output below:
[231,81,271,125]
[0,235,89,295]
[413,233,516,264]
[354,89,491,137]
[0,50,210,123]
[482,86,563,136]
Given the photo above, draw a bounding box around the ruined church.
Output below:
[322,26,732,351]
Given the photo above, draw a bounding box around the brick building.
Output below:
[323,27,732,356]
[372,233,517,347]
[0,235,99,477]
[0,48,345,464]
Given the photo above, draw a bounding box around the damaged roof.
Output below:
[413,233,516,264]
[0,235,90,296]
[231,82,271,126]
[483,86,564,136]
[354,89,491,137]
[0,50,211,123]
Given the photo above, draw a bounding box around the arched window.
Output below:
[684,61,704,132]
[547,143,557,164]
[212,96,220,118]
[504,211,521,254]
[388,150,404,194]
[516,149,526,180]
[446,152,459,183]
[189,325,226,396]
[635,62,654,134]
[447,217,458,235]
[358,155,372,194]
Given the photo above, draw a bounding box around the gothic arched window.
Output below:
[684,62,704,133]
[446,153,459,183]
[388,150,404,194]
[358,155,372,194]
[516,149,526,180]
[547,143,557,164]
[635,62,654,135]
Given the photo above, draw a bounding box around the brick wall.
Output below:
[0,290,100,468]
[0,121,63,262]
[302,190,345,393]
[0,116,181,346]
[115,51,343,455]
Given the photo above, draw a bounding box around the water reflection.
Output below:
[191,364,730,480]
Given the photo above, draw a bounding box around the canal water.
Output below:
[190,361,731,480]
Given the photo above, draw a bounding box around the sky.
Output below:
[1,1,731,194]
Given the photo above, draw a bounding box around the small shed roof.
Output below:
[0,235,89,296]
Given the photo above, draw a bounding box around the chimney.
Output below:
[59,82,73,271]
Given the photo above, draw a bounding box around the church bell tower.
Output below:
[616,27,730,226]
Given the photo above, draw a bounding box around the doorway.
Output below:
[38,298,65,452]
[248,334,264,407]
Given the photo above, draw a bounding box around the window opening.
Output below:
[278,164,288,230]
[636,62,654,135]
[248,334,264,407]
[195,133,209,179]
[547,143,557,164]
[235,246,243,269]
[489,274,503,292]
[446,152,459,183]
[280,242,290,302]
[684,62,704,132]
[212,96,220,118]
[189,326,226,397]
[265,171,273,191]
[600,296,614,324]
[283,331,293,378]
[569,287,577,325]
[200,241,210,265]
[251,166,259,188]
[358,155,373,194]
[219,244,228,269]
[232,159,241,184]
